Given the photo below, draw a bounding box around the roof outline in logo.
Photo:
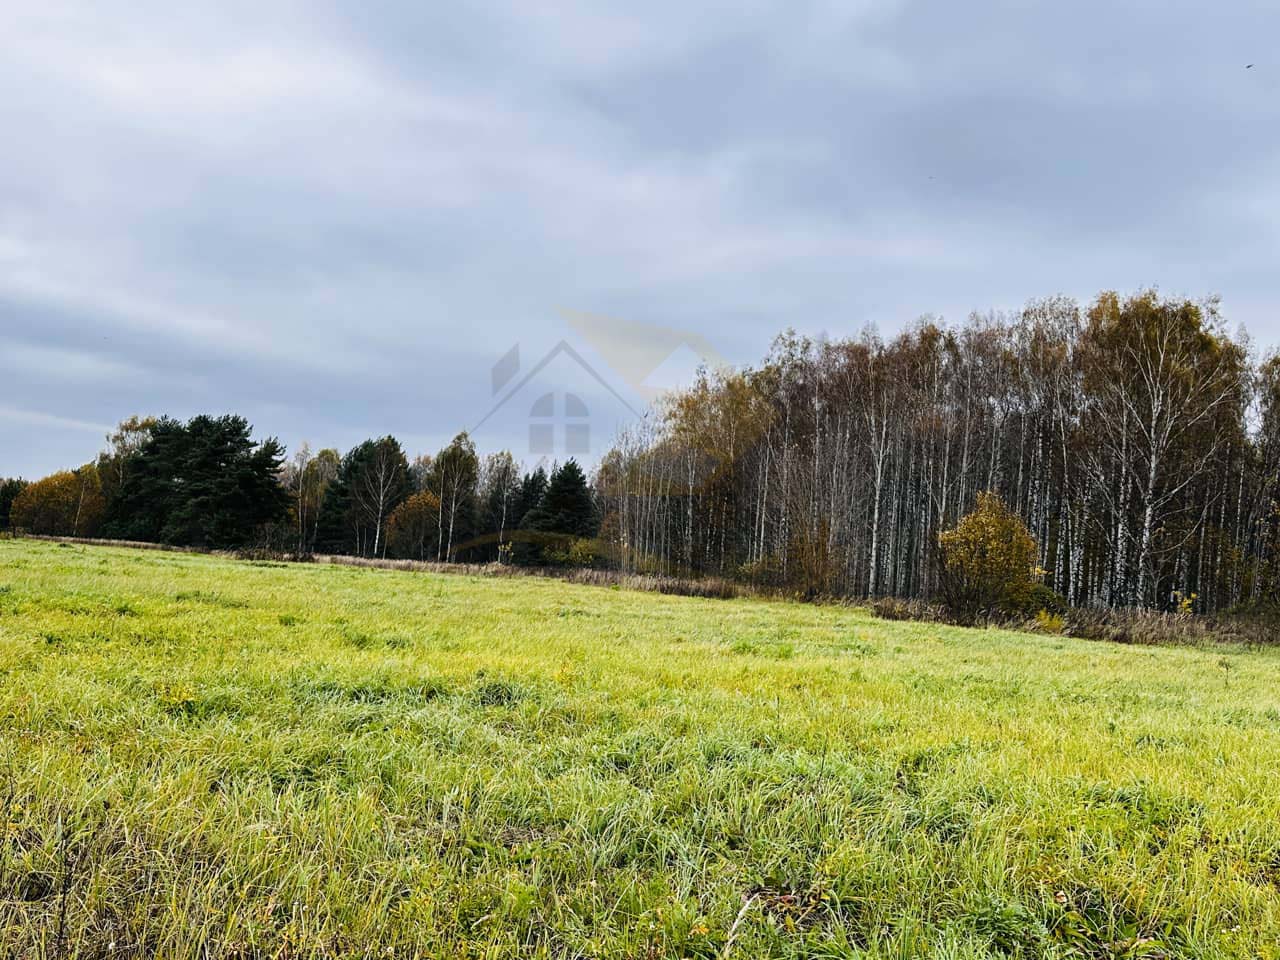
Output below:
[472,338,642,434]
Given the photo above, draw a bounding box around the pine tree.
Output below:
[513,467,548,528]
[102,415,289,548]
[519,460,597,564]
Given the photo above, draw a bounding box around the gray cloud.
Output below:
[1,0,1277,477]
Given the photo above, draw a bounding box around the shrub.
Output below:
[565,537,600,568]
[541,536,602,568]
[1022,582,1068,616]
[937,492,1041,624]
[1034,609,1066,633]
[735,554,782,586]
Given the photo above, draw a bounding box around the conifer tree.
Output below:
[519,460,597,564]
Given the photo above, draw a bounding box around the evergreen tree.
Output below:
[513,467,548,528]
[103,415,289,548]
[518,460,597,564]
[510,466,549,564]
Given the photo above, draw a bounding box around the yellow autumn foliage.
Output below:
[938,491,1039,621]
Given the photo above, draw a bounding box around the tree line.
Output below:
[597,290,1278,613]
[2,416,598,567]
[5,289,1279,613]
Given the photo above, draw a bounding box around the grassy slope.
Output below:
[1,539,1279,958]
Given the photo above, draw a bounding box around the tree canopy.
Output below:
[19,287,1280,613]
[0,478,28,531]
[519,460,598,564]
[10,467,104,537]
[937,492,1041,622]
[596,291,1280,611]
[315,438,412,558]
[103,415,289,548]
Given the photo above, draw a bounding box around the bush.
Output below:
[541,536,602,568]
[1012,582,1068,618]
[564,537,601,568]
[1033,609,1066,633]
[735,554,782,586]
[937,492,1041,624]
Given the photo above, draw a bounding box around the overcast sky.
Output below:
[2,1,1277,478]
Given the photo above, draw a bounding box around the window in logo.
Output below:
[529,392,590,455]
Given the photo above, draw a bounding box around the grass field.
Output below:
[3,539,1280,958]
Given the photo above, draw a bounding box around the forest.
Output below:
[5,289,1279,614]
[600,290,1276,613]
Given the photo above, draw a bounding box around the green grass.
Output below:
[2,539,1280,958]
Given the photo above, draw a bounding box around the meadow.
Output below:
[2,538,1280,958]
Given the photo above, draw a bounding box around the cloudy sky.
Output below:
[1,1,1276,478]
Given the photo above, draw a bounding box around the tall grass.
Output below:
[2,539,1280,957]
